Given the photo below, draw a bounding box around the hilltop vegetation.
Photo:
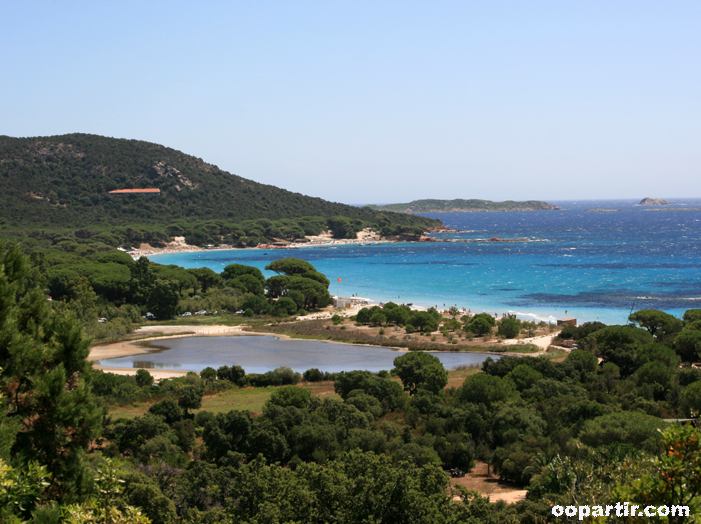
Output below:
[369,199,561,214]
[0,133,439,246]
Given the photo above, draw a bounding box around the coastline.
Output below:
[129,223,649,327]
[128,225,461,259]
[129,233,544,260]
[128,229,399,259]
[136,241,597,325]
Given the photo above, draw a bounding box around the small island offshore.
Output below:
[639,197,671,205]
[368,198,561,213]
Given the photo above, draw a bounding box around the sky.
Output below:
[1,1,699,204]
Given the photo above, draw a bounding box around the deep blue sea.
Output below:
[150,199,701,325]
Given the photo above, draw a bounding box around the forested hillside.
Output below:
[0,133,438,231]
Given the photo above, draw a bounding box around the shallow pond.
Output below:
[96,335,500,374]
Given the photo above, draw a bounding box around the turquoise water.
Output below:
[150,199,701,325]
[96,335,496,373]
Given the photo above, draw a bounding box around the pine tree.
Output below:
[0,243,102,499]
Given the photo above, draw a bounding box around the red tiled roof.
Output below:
[108,188,161,194]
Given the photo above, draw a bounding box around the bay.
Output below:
[150,198,701,325]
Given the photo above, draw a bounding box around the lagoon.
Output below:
[95,335,499,374]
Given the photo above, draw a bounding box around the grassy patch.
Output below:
[544,347,569,362]
[195,387,280,415]
[107,401,154,420]
[108,381,341,420]
[503,344,540,353]
[446,365,482,389]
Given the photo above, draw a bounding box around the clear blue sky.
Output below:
[1,1,699,203]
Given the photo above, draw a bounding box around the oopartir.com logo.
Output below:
[552,502,690,520]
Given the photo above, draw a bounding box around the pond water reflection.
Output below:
[96,336,500,374]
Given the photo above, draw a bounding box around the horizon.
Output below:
[353,197,701,206]
[2,2,700,202]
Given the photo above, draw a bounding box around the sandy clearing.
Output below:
[450,461,528,504]
[500,333,555,350]
[486,491,528,503]
[93,365,192,380]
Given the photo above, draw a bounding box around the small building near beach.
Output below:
[557,317,577,326]
[334,297,354,308]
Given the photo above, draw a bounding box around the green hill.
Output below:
[0,133,437,230]
[369,199,561,213]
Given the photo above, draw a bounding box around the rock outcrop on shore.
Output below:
[639,197,671,205]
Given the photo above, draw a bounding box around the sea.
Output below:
[149,199,701,326]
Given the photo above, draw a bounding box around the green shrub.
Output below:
[303,368,325,382]
[498,317,521,339]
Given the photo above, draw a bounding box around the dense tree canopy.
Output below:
[629,309,684,342]
[0,243,102,498]
[6,235,701,524]
[265,258,316,276]
[392,351,448,395]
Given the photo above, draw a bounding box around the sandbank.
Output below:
[89,324,247,360]
[94,366,192,381]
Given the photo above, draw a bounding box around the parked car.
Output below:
[181,312,192,316]
[450,468,465,478]
[195,310,207,315]
[98,318,107,323]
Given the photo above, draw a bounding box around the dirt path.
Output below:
[498,333,558,355]
[450,461,527,504]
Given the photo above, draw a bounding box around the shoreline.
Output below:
[127,235,632,327]
[129,237,413,259]
[129,236,546,260]
[128,229,400,259]
[124,238,613,324]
